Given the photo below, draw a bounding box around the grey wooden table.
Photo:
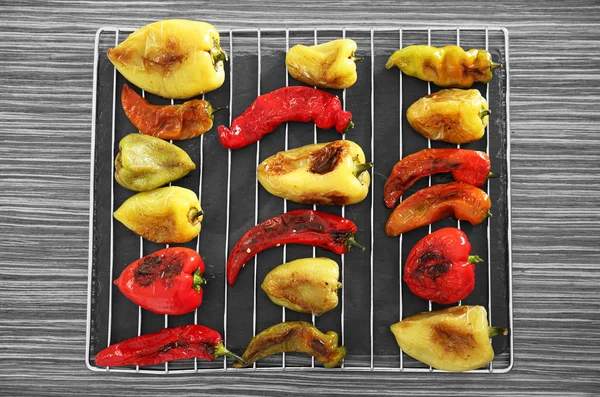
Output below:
[1,1,599,395]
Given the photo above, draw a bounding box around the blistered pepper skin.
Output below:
[386,45,500,88]
[407,89,489,144]
[286,39,360,89]
[257,140,372,205]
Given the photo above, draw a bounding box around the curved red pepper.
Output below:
[227,210,364,285]
[217,86,353,149]
[114,247,206,315]
[384,148,491,208]
[404,227,482,304]
[95,324,244,367]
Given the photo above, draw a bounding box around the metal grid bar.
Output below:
[397,27,404,370]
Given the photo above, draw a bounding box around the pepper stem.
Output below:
[210,106,228,115]
[345,235,366,251]
[479,109,491,119]
[468,255,484,264]
[343,119,354,134]
[488,326,508,338]
[354,162,374,178]
[488,172,499,179]
[192,268,206,292]
[490,62,502,71]
[351,56,363,63]
[213,342,246,365]
[486,211,493,218]
[188,209,204,225]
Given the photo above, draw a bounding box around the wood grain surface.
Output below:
[1,0,599,395]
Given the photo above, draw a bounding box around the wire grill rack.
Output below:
[87,26,513,374]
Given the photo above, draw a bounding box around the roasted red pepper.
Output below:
[384,148,492,209]
[95,324,244,367]
[217,86,353,149]
[404,227,482,304]
[227,210,364,285]
[114,247,206,315]
[121,83,224,140]
[385,181,491,236]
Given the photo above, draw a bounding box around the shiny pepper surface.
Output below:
[286,39,361,89]
[386,45,500,88]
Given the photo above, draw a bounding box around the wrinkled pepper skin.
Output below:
[385,45,500,88]
[114,247,206,315]
[114,186,203,244]
[217,86,353,149]
[257,140,372,205]
[115,133,196,191]
[385,181,491,236]
[286,39,360,89]
[95,324,244,367]
[233,321,346,368]
[404,228,482,304]
[121,84,223,140]
[390,306,508,372]
[384,148,491,208]
[107,19,227,98]
[262,257,342,315]
[227,210,364,286]
[407,89,489,144]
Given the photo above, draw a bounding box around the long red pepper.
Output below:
[114,247,206,315]
[95,324,244,367]
[384,148,492,208]
[404,227,482,304]
[227,210,365,285]
[217,86,353,149]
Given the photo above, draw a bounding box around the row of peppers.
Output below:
[97,19,507,372]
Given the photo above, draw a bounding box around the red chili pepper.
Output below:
[95,324,245,367]
[217,86,354,149]
[227,209,365,285]
[385,181,491,236]
[121,84,224,140]
[404,227,483,304]
[114,247,206,315]
[384,148,492,209]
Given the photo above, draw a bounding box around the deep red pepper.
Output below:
[114,247,206,315]
[94,324,245,367]
[404,227,482,304]
[384,148,492,209]
[227,209,365,285]
[217,86,354,149]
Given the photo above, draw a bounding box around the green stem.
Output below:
[488,326,508,338]
[188,209,204,225]
[490,62,502,71]
[213,342,247,365]
[479,109,491,119]
[486,211,493,218]
[354,162,374,178]
[488,172,499,179]
[468,255,484,264]
[210,106,228,115]
[345,235,366,251]
[343,119,355,134]
[192,268,207,292]
[351,56,363,63]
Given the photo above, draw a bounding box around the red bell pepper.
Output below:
[404,227,482,304]
[114,247,206,315]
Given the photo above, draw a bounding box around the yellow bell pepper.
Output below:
[286,39,361,89]
[257,140,372,205]
[407,88,489,144]
[114,186,203,244]
[107,19,227,99]
[261,257,342,316]
[386,45,500,88]
[390,305,508,372]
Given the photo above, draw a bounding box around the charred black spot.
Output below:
[133,253,184,287]
[309,337,330,357]
[329,229,353,245]
[309,143,345,175]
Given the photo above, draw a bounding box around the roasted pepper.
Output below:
[95,324,244,367]
[286,39,361,89]
[233,321,346,368]
[257,140,372,205]
[227,210,364,286]
[108,19,227,98]
[390,305,507,372]
[404,228,482,304]
[385,45,500,88]
[262,257,342,316]
[121,84,225,140]
[385,181,491,236]
[407,88,489,144]
[384,148,491,208]
[114,247,206,315]
[217,86,353,149]
[114,186,203,244]
[115,133,196,191]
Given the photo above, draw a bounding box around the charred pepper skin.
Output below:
[227,210,365,285]
[384,148,491,209]
[114,247,206,315]
[385,181,491,236]
[217,86,353,149]
[95,324,244,367]
[404,228,482,304]
[232,321,346,368]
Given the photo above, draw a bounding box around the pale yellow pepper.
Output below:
[257,140,372,205]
